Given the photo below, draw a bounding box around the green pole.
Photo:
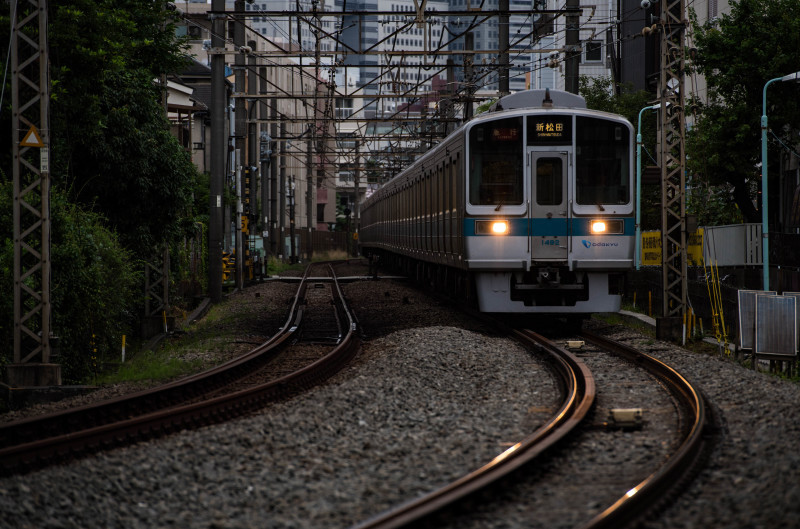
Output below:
[760,71,800,290]
[636,104,659,270]
[761,76,781,291]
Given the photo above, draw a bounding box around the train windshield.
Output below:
[468,117,524,206]
[575,116,631,205]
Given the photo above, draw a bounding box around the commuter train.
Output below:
[359,89,635,317]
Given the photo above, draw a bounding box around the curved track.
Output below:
[0,262,360,475]
[576,329,711,529]
[352,328,596,529]
[352,325,711,529]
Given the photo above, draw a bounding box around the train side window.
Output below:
[440,165,445,217]
[468,117,524,206]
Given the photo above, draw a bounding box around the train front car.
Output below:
[466,90,635,315]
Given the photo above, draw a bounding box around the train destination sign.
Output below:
[528,115,572,145]
[492,127,520,141]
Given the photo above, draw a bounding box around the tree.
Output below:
[689,0,800,224]
[0,1,200,380]
[0,183,139,383]
[46,0,198,257]
[579,76,662,229]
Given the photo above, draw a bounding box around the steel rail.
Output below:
[577,329,710,529]
[351,328,595,529]
[0,269,310,449]
[0,264,360,475]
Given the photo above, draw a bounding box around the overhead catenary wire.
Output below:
[178,0,662,189]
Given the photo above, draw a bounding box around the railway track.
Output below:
[353,325,712,529]
[576,328,712,529]
[0,262,359,475]
[353,328,596,529]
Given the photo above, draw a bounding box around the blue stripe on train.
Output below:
[463,217,634,236]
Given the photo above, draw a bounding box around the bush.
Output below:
[0,184,140,383]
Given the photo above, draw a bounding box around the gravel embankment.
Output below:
[0,271,799,529]
[0,277,560,528]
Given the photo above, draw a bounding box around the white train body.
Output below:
[360,90,635,315]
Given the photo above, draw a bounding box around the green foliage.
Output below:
[687,180,744,227]
[0,1,204,381]
[689,0,800,222]
[365,158,384,184]
[334,200,353,232]
[46,0,198,257]
[98,348,205,386]
[579,76,655,127]
[0,184,140,383]
[579,76,662,230]
[475,98,497,115]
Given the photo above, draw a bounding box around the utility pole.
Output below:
[289,176,297,263]
[234,0,246,289]
[564,0,580,94]
[248,40,259,276]
[235,152,243,288]
[10,0,60,387]
[307,137,314,261]
[279,130,287,260]
[464,31,474,120]
[498,0,510,96]
[658,0,688,340]
[270,99,279,258]
[353,140,361,256]
[209,0,226,303]
[259,72,271,273]
[309,0,321,262]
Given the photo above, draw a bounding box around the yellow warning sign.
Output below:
[640,229,705,266]
[21,126,44,148]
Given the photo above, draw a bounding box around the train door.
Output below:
[530,151,569,261]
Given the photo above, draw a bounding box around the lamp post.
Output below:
[761,71,800,290]
[636,103,660,270]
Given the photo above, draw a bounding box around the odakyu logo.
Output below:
[582,239,619,248]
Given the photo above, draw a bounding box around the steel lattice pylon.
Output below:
[10,0,58,382]
[659,0,687,322]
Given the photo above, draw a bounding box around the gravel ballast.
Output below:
[0,275,798,528]
[0,325,558,529]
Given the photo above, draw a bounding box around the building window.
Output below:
[584,41,603,63]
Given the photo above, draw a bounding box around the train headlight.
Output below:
[475,219,509,235]
[590,219,624,234]
[591,220,607,234]
[492,221,509,235]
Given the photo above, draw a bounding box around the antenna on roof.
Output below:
[542,88,554,108]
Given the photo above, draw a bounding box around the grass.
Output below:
[95,300,248,386]
[98,348,206,385]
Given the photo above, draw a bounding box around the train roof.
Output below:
[487,89,587,112]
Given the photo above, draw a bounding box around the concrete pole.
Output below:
[259,66,270,266]
[279,130,287,260]
[209,0,226,303]
[464,32,474,120]
[270,98,279,257]
[307,137,314,260]
[248,41,259,275]
[234,0,245,289]
[498,0,509,96]
[565,0,580,94]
